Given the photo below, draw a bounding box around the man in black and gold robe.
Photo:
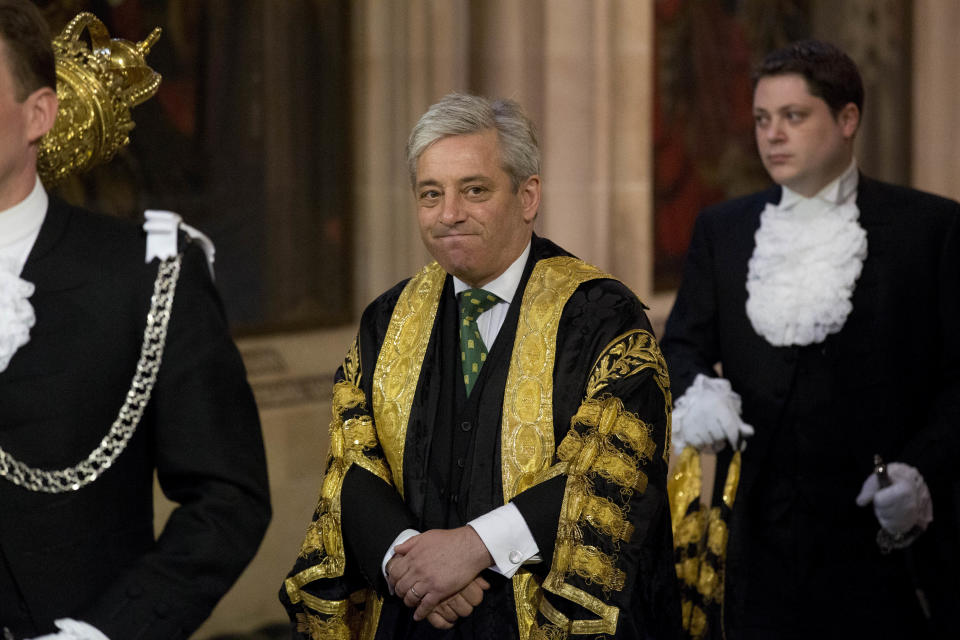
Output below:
[280,93,680,639]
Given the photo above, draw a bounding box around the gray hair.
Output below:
[406,93,540,191]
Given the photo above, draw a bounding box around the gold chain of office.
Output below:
[0,255,182,493]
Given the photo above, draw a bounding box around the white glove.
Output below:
[671,373,754,455]
[855,462,933,536]
[27,619,109,640]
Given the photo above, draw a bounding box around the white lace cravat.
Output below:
[745,192,867,347]
[0,257,35,372]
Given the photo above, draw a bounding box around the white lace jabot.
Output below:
[0,178,45,373]
[0,259,36,373]
[745,161,867,347]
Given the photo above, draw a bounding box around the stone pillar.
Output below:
[537,1,654,297]
[351,0,469,313]
[912,1,960,201]
[351,0,656,306]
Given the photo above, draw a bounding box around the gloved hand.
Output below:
[672,374,754,454]
[27,619,109,640]
[855,462,933,536]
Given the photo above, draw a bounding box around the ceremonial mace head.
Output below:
[37,12,162,186]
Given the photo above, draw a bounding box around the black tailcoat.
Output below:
[661,176,960,639]
[0,199,271,639]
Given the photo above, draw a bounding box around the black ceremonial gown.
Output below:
[280,235,680,639]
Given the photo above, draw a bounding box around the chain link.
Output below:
[0,255,182,492]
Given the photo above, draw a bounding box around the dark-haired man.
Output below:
[0,1,270,638]
[662,39,959,638]
[280,92,680,639]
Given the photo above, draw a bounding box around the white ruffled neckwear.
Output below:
[0,177,47,373]
[0,258,35,372]
[746,161,867,347]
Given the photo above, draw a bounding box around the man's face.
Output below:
[0,38,39,209]
[753,73,859,197]
[415,128,540,288]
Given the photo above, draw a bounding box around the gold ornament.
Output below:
[38,12,162,186]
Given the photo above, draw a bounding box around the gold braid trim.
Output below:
[571,397,656,460]
[341,338,362,386]
[706,511,729,557]
[296,612,351,640]
[341,416,378,451]
[535,328,671,636]
[286,336,393,638]
[680,602,708,639]
[580,493,634,542]
[667,446,701,537]
[501,257,611,501]
[674,508,706,549]
[372,263,446,497]
[539,567,619,636]
[529,620,569,640]
[539,590,621,636]
[553,541,626,591]
[585,329,672,463]
[332,381,365,416]
[298,594,349,616]
[594,449,648,493]
[695,543,721,601]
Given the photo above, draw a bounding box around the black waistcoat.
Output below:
[387,286,522,640]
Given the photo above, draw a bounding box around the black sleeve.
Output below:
[660,211,723,397]
[84,242,271,639]
[511,475,566,569]
[341,465,418,591]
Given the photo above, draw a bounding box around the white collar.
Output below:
[778,159,859,210]
[746,160,867,347]
[0,177,48,248]
[452,241,530,304]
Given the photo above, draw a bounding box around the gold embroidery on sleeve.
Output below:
[296,611,352,640]
[586,329,672,463]
[286,334,392,637]
[538,329,671,636]
[580,493,634,542]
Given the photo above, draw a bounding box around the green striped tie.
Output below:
[459,288,499,396]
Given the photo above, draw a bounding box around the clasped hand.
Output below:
[386,526,494,629]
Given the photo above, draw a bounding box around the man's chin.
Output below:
[766,167,797,188]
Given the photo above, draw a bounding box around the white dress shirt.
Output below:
[0,177,47,274]
[778,158,859,211]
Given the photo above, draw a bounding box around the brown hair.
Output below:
[754,39,864,118]
[0,0,56,101]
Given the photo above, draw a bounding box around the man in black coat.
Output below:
[661,40,960,639]
[280,93,679,639]
[0,2,271,638]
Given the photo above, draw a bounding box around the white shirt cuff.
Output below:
[468,503,540,578]
[28,619,110,640]
[381,528,420,594]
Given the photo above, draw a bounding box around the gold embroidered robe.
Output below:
[280,236,680,639]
